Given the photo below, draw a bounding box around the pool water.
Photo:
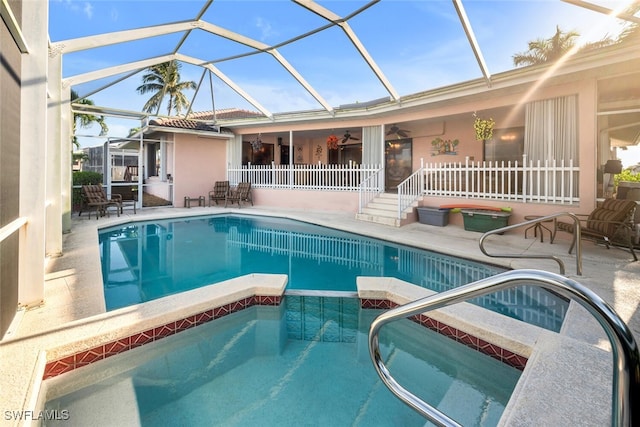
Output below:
[44,296,521,426]
[99,214,568,331]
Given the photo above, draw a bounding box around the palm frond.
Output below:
[138,60,196,116]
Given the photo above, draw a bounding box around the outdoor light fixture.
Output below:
[250,133,263,151]
[604,159,622,174]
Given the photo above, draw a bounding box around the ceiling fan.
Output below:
[386,124,411,138]
[341,130,360,143]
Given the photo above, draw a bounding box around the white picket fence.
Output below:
[228,157,579,218]
[422,156,580,204]
[227,162,382,191]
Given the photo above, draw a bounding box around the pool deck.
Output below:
[1,205,639,426]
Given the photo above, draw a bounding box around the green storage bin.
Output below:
[461,209,511,233]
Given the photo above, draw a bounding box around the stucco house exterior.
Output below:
[126,44,640,229]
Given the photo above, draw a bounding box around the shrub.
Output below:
[614,168,640,187]
[73,171,103,185]
[72,171,103,209]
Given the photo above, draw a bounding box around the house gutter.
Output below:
[215,43,640,130]
[142,125,235,140]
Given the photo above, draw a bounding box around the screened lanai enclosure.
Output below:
[76,135,173,210]
[2,0,640,337]
[56,0,639,222]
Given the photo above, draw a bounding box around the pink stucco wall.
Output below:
[252,188,359,212]
[167,67,611,227]
[174,135,228,206]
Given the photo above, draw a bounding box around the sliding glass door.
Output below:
[385,138,412,191]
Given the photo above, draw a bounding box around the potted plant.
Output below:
[473,112,495,141]
[326,134,339,150]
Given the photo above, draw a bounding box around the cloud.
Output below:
[57,0,93,19]
[83,2,93,19]
[255,17,277,42]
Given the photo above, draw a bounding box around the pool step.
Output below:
[355,193,418,227]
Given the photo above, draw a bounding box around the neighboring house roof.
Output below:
[187,109,266,121]
[148,108,264,133]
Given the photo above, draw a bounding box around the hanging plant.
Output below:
[250,133,263,151]
[326,134,339,150]
[473,112,495,141]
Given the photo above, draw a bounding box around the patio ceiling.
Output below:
[47,0,639,126]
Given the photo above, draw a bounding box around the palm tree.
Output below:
[136,60,196,116]
[512,26,579,66]
[581,4,640,52]
[616,3,640,44]
[71,89,109,149]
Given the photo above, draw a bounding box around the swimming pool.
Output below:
[99,214,568,331]
[44,295,521,426]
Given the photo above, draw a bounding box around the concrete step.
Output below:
[356,193,419,227]
[361,206,406,219]
[365,201,397,212]
[376,193,399,200]
[355,212,416,227]
[355,213,401,227]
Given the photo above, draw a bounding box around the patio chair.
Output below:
[208,181,230,206]
[80,185,122,219]
[551,198,637,261]
[225,182,253,208]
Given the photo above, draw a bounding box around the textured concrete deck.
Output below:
[1,205,638,426]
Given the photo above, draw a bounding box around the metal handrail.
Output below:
[478,212,583,276]
[368,269,639,427]
[397,161,425,219]
[358,167,384,214]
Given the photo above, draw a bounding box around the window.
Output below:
[242,141,274,165]
[328,143,362,164]
[484,127,524,163]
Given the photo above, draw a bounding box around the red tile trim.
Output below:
[256,295,280,305]
[42,294,281,380]
[361,298,528,371]
[44,356,75,379]
[360,298,398,309]
[43,294,527,380]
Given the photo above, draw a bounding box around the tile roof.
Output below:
[149,108,265,132]
[188,108,266,120]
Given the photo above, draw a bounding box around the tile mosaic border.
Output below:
[361,298,527,370]
[43,294,525,380]
[43,295,280,379]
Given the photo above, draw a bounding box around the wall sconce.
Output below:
[277,137,282,147]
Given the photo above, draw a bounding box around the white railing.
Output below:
[397,158,425,218]
[358,167,384,214]
[228,162,382,192]
[423,155,579,204]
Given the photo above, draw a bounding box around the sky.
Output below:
[48,0,635,149]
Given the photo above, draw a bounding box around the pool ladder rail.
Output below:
[478,212,584,276]
[368,269,640,427]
